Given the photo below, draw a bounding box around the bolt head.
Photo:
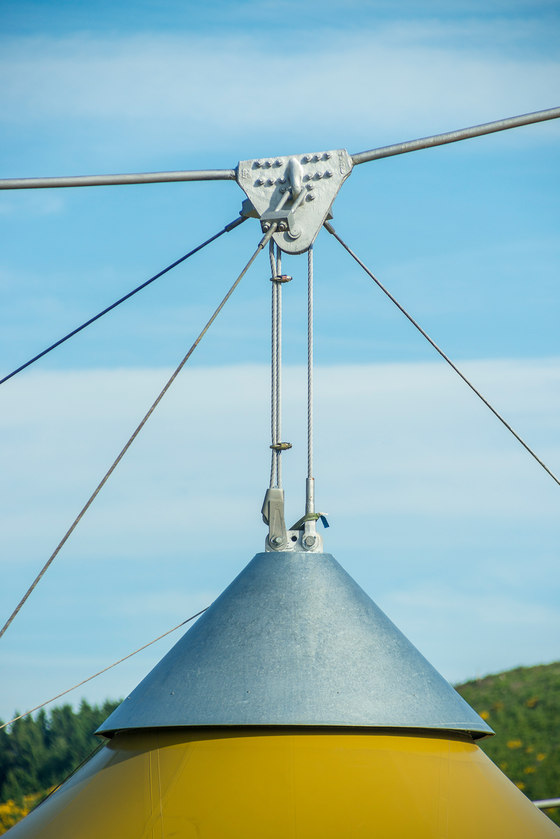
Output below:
[262,222,271,231]
[324,169,333,178]
[306,193,315,202]
[303,534,316,548]
[271,536,283,546]
[302,155,311,163]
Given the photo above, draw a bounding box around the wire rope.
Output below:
[306,245,315,515]
[276,246,283,488]
[0,216,246,387]
[324,221,560,488]
[0,608,208,730]
[269,240,278,487]
[0,225,277,642]
[269,242,284,488]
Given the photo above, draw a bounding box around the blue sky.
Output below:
[0,0,558,722]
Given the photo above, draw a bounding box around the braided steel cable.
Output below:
[306,245,315,514]
[269,240,278,487]
[276,246,283,488]
[325,221,560,488]
[0,607,208,730]
[0,225,277,642]
[268,243,284,488]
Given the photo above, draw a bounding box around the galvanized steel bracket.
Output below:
[261,487,324,552]
[236,149,353,254]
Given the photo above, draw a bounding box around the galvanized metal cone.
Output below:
[10,551,560,838]
[98,551,491,736]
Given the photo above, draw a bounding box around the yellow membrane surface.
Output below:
[8,729,559,838]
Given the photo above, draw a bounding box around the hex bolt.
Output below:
[264,160,272,168]
[255,160,263,168]
[278,221,288,231]
[262,222,271,231]
[324,170,333,178]
[306,193,315,201]
[324,152,332,159]
[274,159,282,166]
[267,178,274,186]
[271,536,283,546]
[302,155,311,163]
[256,178,264,186]
[303,534,316,548]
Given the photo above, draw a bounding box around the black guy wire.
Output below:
[0,215,247,387]
[0,223,277,642]
[324,221,560,488]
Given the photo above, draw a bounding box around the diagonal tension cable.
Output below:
[0,607,208,730]
[0,224,277,642]
[324,221,560,488]
[0,215,247,387]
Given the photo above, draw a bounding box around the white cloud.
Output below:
[0,23,558,163]
[0,359,557,575]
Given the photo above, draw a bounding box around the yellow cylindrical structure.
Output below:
[9,729,558,838]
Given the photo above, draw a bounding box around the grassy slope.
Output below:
[456,661,560,827]
[1,663,559,833]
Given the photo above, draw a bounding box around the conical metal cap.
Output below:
[98,552,492,737]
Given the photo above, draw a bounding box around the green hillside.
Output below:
[456,661,560,826]
[0,663,558,833]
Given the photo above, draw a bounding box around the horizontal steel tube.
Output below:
[533,799,560,809]
[351,106,560,165]
[0,168,236,190]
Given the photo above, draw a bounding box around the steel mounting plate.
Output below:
[236,149,353,254]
